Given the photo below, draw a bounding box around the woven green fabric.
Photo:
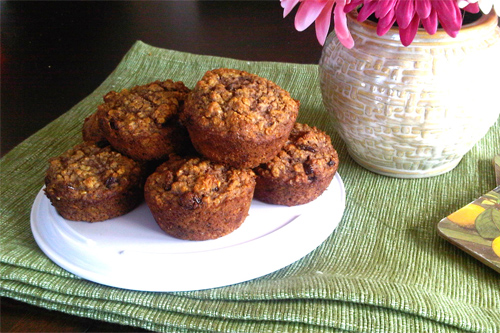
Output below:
[1,41,499,333]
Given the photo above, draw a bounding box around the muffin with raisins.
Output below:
[181,68,299,168]
[97,80,192,161]
[44,142,146,222]
[145,155,256,240]
[253,123,338,206]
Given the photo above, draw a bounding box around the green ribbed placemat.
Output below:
[1,41,499,333]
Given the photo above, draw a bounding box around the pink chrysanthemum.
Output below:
[281,0,355,48]
[282,0,488,48]
[344,0,480,46]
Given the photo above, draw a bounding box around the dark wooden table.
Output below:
[0,0,322,158]
[1,1,322,331]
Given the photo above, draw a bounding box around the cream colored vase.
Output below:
[319,12,500,178]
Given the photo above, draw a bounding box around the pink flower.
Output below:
[282,0,487,48]
[345,0,477,46]
[281,0,355,48]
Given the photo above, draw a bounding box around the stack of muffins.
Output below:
[44,69,339,241]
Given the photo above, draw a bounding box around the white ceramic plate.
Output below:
[31,173,346,292]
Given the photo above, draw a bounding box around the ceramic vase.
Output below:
[319,11,500,178]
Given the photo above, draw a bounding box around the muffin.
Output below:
[82,112,107,145]
[44,142,146,222]
[144,155,256,240]
[253,123,339,206]
[181,68,299,169]
[97,79,192,161]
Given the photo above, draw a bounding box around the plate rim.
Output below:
[31,173,346,292]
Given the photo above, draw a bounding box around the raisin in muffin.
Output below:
[181,68,299,169]
[97,80,192,161]
[253,123,339,206]
[145,155,256,240]
[44,142,146,222]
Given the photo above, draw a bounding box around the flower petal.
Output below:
[458,0,475,9]
[433,0,461,21]
[415,0,432,19]
[396,0,416,29]
[399,14,420,46]
[375,0,398,18]
[295,0,329,31]
[377,9,397,35]
[315,0,335,44]
[478,0,494,13]
[344,0,364,13]
[434,0,462,37]
[281,0,302,17]
[463,2,480,12]
[358,0,379,21]
[334,0,355,48]
[421,8,438,34]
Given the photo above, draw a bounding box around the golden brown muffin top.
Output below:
[182,68,299,137]
[45,142,144,200]
[146,155,255,209]
[97,80,190,137]
[255,123,338,183]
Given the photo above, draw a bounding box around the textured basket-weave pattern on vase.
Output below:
[319,12,500,178]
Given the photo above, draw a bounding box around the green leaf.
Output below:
[475,208,500,239]
[484,192,499,201]
[480,188,500,204]
[493,207,500,229]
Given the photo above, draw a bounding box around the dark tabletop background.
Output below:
[1,0,322,158]
[1,1,322,331]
